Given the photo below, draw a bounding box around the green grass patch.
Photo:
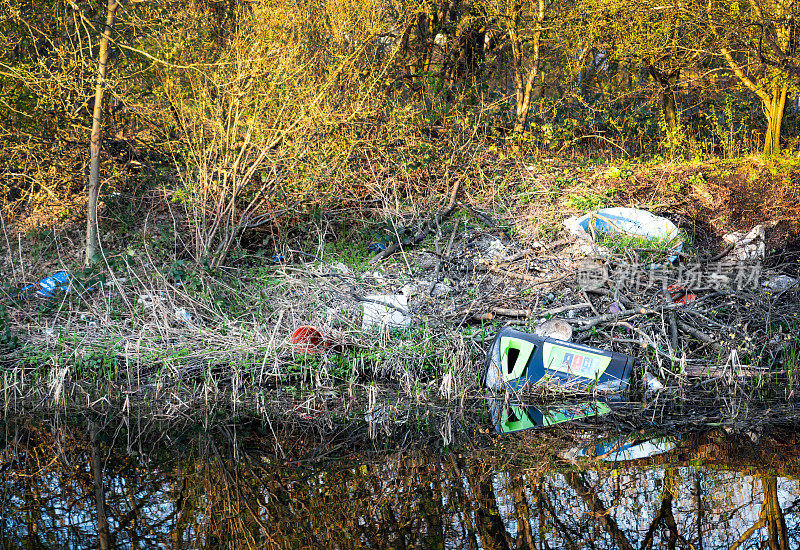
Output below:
[568,188,617,211]
[594,230,683,263]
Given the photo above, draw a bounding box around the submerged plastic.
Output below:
[576,435,678,462]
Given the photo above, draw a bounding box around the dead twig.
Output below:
[478,261,570,286]
[370,178,462,264]
[676,321,721,350]
[463,302,591,321]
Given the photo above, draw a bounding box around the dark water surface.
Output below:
[2,408,799,549]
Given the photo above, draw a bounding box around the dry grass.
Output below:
[2,189,798,424]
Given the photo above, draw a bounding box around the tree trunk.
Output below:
[563,471,635,550]
[762,476,789,550]
[763,82,788,156]
[510,0,545,133]
[649,66,680,146]
[86,0,118,264]
[721,48,787,157]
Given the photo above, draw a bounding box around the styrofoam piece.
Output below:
[533,319,572,341]
[762,274,797,292]
[362,294,411,329]
[564,207,683,264]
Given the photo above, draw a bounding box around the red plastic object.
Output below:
[667,284,697,305]
[290,326,330,352]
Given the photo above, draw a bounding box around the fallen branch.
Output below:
[369,178,462,264]
[463,302,592,321]
[504,238,572,262]
[676,321,721,350]
[572,309,651,330]
[556,134,628,156]
[457,201,496,227]
[478,261,571,287]
[682,365,774,378]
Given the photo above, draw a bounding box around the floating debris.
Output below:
[484,326,636,393]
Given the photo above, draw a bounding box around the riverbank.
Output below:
[1,155,799,415]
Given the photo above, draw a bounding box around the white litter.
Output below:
[645,372,665,392]
[762,274,798,292]
[722,225,765,262]
[362,294,411,329]
[486,238,506,259]
[174,307,192,324]
[137,293,164,307]
[564,207,683,264]
[533,319,573,341]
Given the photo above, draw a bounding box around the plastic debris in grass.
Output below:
[565,207,684,266]
[361,294,411,330]
[22,270,107,299]
[174,307,193,325]
[137,293,165,308]
[22,271,72,298]
[483,326,636,393]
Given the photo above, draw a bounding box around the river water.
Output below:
[2,405,799,549]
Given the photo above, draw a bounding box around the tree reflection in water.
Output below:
[2,416,800,549]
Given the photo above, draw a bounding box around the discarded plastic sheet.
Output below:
[22,271,72,298]
[667,283,697,305]
[763,274,797,292]
[564,207,683,265]
[484,326,635,393]
[489,397,611,434]
[362,294,411,330]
